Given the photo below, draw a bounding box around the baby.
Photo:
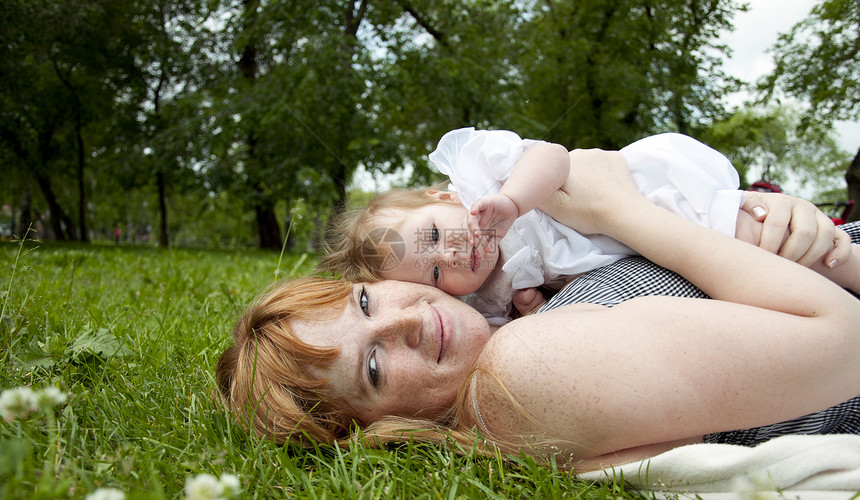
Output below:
[321,128,859,324]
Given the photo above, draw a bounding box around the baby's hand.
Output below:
[512,288,546,317]
[467,194,518,246]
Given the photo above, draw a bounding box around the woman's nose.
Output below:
[376,311,421,348]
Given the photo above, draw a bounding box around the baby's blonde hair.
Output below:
[318,188,453,281]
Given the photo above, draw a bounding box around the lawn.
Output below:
[0,240,641,499]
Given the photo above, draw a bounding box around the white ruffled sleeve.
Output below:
[428,128,543,209]
[620,133,744,237]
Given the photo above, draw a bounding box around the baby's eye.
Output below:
[432,266,440,283]
[359,286,370,316]
[368,350,379,387]
[431,225,439,244]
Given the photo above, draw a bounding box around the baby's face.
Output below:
[375,201,499,296]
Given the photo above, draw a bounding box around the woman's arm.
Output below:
[540,149,857,292]
[475,150,860,465]
[541,150,848,268]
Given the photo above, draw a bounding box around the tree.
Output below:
[704,106,849,201]
[209,0,393,249]
[367,0,526,184]
[763,0,860,220]
[5,0,791,245]
[0,0,145,241]
[125,0,222,247]
[512,0,745,150]
[1,0,76,239]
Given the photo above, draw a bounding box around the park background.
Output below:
[1,0,860,498]
[2,0,859,251]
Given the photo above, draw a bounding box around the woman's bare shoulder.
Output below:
[474,296,755,459]
[480,303,610,369]
[474,304,618,458]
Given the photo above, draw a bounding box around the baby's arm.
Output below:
[468,142,569,243]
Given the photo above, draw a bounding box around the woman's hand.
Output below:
[743,192,851,268]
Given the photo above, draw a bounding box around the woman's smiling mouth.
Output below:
[433,305,447,363]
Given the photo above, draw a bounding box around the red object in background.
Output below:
[830,200,854,226]
[748,179,783,193]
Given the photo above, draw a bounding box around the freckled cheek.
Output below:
[390,361,454,407]
[393,359,430,392]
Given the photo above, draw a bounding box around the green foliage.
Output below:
[763,0,860,124]
[2,0,855,247]
[704,105,851,200]
[0,0,148,240]
[0,243,651,498]
[513,0,745,148]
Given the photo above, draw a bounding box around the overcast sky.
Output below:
[719,0,859,153]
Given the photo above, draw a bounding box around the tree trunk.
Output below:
[255,202,281,250]
[157,171,169,246]
[75,110,89,242]
[33,117,72,240]
[240,0,281,250]
[18,186,32,238]
[52,59,86,241]
[33,171,69,240]
[846,147,860,223]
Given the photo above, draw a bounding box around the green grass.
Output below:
[0,240,645,499]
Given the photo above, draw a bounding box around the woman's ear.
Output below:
[425,190,460,204]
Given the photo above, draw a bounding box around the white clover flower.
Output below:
[36,386,67,410]
[86,487,126,500]
[185,473,223,500]
[219,474,241,497]
[0,387,38,422]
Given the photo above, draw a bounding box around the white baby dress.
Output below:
[428,128,743,324]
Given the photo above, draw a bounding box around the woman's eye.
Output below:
[432,266,440,282]
[431,225,439,244]
[359,287,370,316]
[368,351,379,387]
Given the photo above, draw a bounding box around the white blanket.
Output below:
[578,435,860,499]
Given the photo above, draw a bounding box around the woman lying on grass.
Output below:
[216,151,860,471]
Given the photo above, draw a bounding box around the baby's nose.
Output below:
[442,228,469,250]
[438,248,464,270]
[443,236,469,258]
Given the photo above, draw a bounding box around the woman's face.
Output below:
[290,280,492,424]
